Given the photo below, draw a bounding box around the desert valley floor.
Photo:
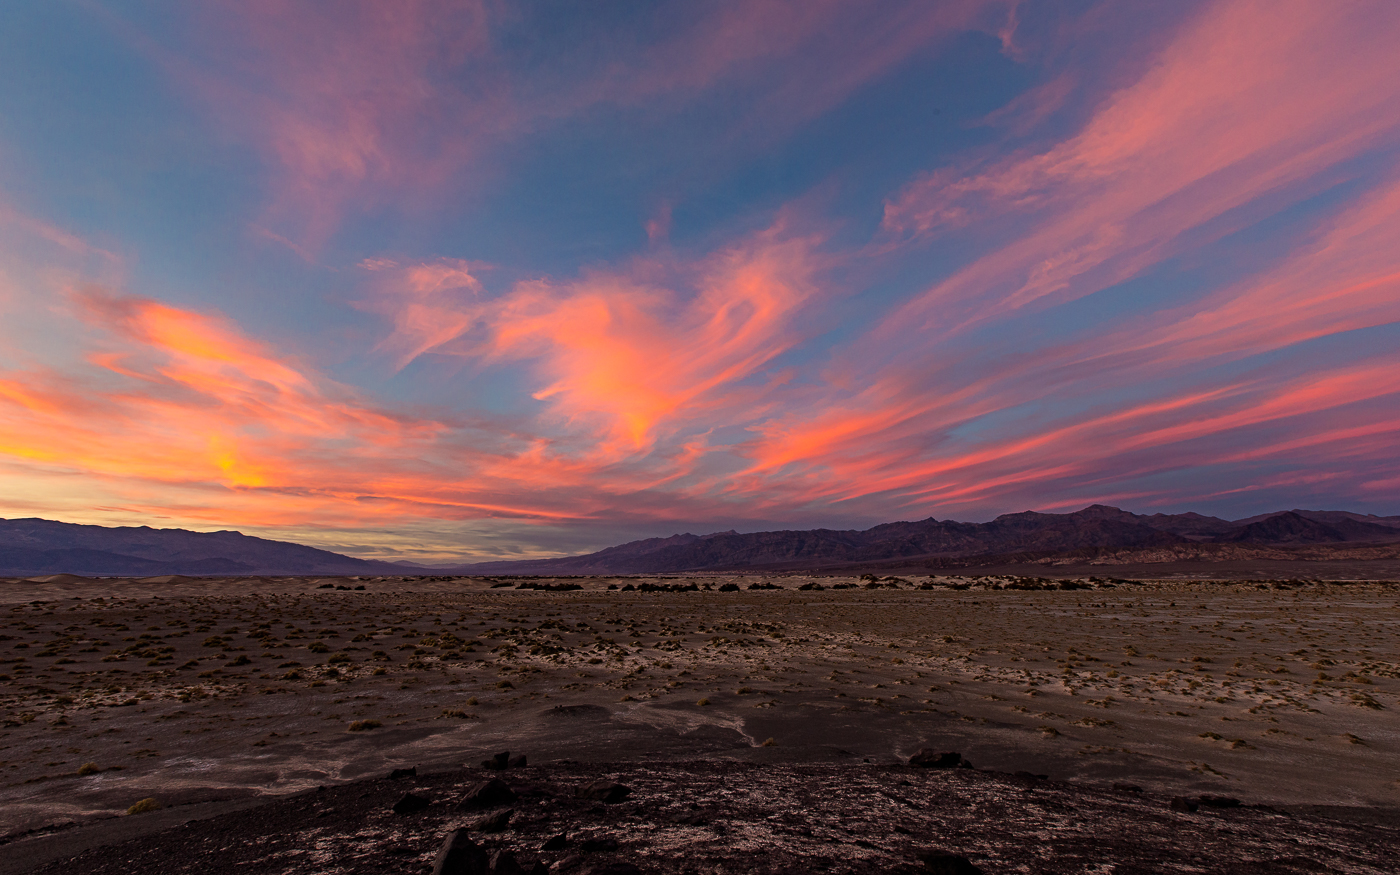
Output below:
[0,574,1397,873]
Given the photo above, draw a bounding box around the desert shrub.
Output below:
[347,719,381,731]
[127,798,160,815]
[77,762,101,775]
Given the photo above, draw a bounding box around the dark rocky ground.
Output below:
[2,575,1398,873]
[17,758,1400,874]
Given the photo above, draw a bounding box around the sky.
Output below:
[1,0,1399,564]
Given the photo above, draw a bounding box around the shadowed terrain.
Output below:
[1,574,1397,872]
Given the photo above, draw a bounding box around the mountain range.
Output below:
[3,506,1399,577]
[455,506,1400,575]
[0,518,419,577]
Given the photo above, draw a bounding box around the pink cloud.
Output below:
[879,0,1400,335]
[134,0,1010,250]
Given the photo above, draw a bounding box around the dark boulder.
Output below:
[916,851,983,874]
[1170,796,1199,812]
[580,837,619,852]
[909,749,966,769]
[489,850,525,875]
[577,865,643,875]
[1199,794,1241,808]
[482,751,511,770]
[458,777,517,810]
[392,792,431,814]
[431,829,489,875]
[474,808,514,833]
[542,833,569,851]
[387,766,417,780]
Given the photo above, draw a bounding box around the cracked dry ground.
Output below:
[1,576,1398,873]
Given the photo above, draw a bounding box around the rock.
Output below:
[1198,794,1241,808]
[541,833,569,851]
[575,780,632,804]
[509,754,528,768]
[527,864,550,875]
[916,851,983,874]
[392,792,431,814]
[551,855,585,872]
[458,777,517,809]
[1170,796,1199,812]
[580,837,619,852]
[388,766,417,780]
[1112,783,1143,793]
[474,808,514,833]
[489,849,525,875]
[909,749,966,769]
[431,829,490,875]
[577,866,643,875]
[482,751,511,770]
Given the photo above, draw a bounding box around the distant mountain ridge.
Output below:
[0,518,423,577]
[458,506,1400,575]
[3,506,1398,577]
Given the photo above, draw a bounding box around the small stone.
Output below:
[431,829,490,875]
[1112,783,1143,793]
[1170,796,1199,812]
[542,834,569,851]
[392,792,431,814]
[917,851,984,874]
[388,766,417,780]
[474,808,514,833]
[908,749,965,769]
[575,780,632,804]
[458,777,517,809]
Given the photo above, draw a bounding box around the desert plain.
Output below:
[0,573,1397,873]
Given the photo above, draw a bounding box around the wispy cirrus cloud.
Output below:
[132,0,1010,251]
[879,0,1400,332]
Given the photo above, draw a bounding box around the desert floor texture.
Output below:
[0,574,1397,873]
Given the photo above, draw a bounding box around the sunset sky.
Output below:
[2,1,1399,563]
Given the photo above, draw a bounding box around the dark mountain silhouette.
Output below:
[459,504,1400,574]
[0,518,423,577]
[1219,510,1398,544]
[6,505,1399,577]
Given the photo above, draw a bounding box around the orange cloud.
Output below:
[372,225,825,455]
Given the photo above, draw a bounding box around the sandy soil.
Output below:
[1,574,1397,871]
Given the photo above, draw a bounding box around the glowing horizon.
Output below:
[2,1,1398,562]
